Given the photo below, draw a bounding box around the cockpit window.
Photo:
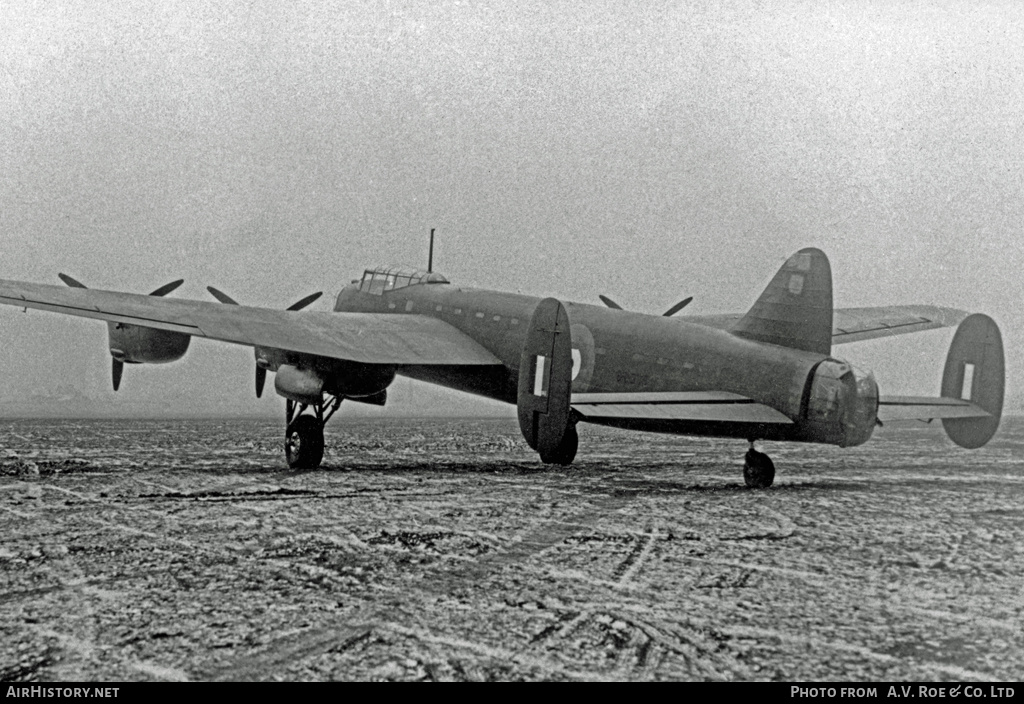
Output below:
[367,273,386,295]
[359,266,450,295]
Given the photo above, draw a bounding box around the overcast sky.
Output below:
[1,0,1021,418]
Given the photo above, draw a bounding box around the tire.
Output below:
[541,424,578,466]
[285,414,324,469]
[743,448,775,489]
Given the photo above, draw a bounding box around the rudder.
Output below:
[941,313,1004,449]
[517,297,574,457]
[731,247,833,356]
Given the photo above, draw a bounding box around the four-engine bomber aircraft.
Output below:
[0,247,1005,488]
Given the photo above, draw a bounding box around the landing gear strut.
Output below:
[743,441,775,489]
[285,395,342,469]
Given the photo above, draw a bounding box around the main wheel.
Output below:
[743,448,775,489]
[541,424,578,466]
[286,414,324,469]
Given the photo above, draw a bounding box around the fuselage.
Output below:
[318,272,879,448]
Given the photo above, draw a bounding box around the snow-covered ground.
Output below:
[2,417,1022,681]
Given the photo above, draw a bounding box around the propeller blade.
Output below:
[598,295,623,310]
[206,286,240,305]
[112,359,124,392]
[206,287,315,398]
[662,297,694,317]
[58,273,88,289]
[286,291,323,311]
[148,279,184,297]
[255,366,267,398]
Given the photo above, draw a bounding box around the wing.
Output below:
[829,306,969,344]
[0,279,501,366]
[681,305,968,345]
[877,395,992,422]
[571,391,793,424]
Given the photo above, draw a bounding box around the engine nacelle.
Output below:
[804,359,878,447]
[274,361,396,404]
[275,364,325,404]
[108,323,191,364]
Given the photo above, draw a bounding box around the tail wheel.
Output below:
[743,448,775,489]
[286,414,324,469]
[541,424,578,466]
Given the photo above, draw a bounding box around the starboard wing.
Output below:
[0,279,502,366]
[829,306,969,344]
[681,305,968,345]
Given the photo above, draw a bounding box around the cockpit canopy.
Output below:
[358,266,449,295]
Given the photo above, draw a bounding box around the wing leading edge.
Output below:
[0,279,501,366]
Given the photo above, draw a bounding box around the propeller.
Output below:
[205,286,323,398]
[59,273,183,298]
[111,357,124,392]
[598,294,693,316]
[57,273,87,289]
[661,297,693,317]
[58,274,185,391]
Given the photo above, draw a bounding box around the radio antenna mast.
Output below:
[428,228,435,273]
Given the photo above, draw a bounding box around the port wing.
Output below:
[0,279,501,366]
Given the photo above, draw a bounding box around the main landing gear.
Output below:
[285,395,342,469]
[744,441,775,489]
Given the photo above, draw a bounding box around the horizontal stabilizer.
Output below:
[571,391,793,424]
[877,395,991,422]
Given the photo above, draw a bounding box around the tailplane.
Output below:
[731,247,833,355]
